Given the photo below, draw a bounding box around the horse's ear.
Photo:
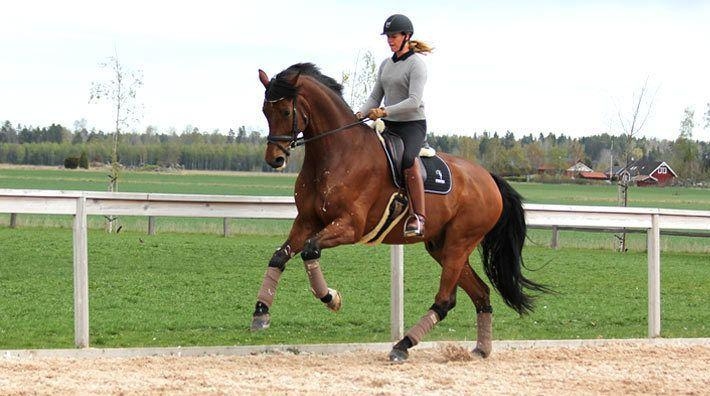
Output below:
[258,69,270,88]
[288,71,302,86]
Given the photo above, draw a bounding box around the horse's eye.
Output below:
[283,109,291,117]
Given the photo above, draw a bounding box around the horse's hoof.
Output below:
[250,313,270,331]
[472,347,490,358]
[388,348,409,363]
[326,288,342,312]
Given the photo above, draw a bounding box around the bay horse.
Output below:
[251,63,548,362]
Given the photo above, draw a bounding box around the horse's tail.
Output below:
[480,173,551,315]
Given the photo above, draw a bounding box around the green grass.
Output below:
[517,182,710,209]
[0,167,708,348]
[0,167,296,196]
[1,167,709,209]
[0,227,707,349]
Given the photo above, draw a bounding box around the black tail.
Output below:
[480,173,551,315]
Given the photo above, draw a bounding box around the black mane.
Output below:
[265,63,344,102]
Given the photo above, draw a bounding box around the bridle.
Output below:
[265,95,368,158]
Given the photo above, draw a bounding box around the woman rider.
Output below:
[356,14,433,238]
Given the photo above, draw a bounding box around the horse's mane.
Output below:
[266,63,345,104]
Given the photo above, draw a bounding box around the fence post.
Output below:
[390,244,404,341]
[550,225,559,249]
[10,213,17,228]
[647,214,661,338]
[223,217,230,237]
[73,196,90,348]
[148,216,156,235]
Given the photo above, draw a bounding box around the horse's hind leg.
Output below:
[389,237,473,362]
[427,239,493,357]
[459,260,494,357]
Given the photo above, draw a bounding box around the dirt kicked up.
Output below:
[1,341,708,395]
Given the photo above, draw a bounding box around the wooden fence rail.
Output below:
[1,189,709,348]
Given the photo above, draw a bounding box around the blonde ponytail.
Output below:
[410,39,434,55]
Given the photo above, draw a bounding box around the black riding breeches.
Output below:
[384,119,427,169]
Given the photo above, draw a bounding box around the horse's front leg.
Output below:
[250,218,313,331]
[300,216,361,313]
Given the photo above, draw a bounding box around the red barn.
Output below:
[620,159,677,187]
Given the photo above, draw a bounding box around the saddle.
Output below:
[358,127,453,245]
[377,129,452,195]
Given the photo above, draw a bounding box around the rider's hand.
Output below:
[367,107,387,120]
[355,112,364,119]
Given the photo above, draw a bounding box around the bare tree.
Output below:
[341,50,377,111]
[89,50,143,232]
[614,78,656,251]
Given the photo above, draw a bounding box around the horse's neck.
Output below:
[301,91,375,171]
[302,123,374,171]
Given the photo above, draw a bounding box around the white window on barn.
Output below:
[658,167,667,174]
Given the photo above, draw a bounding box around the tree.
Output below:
[673,107,700,184]
[89,51,143,232]
[341,50,377,111]
[236,126,247,143]
[0,120,17,143]
[525,140,545,173]
[79,150,89,169]
[704,102,710,130]
[613,79,656,251]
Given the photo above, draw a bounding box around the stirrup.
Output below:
[403,214,424,237]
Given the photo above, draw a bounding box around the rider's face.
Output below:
[386,32,407,53]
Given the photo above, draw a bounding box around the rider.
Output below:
[356,14,433,238]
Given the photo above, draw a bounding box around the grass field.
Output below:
[0,166,708,349]
[0,228,707,349]
[1,166,709,209]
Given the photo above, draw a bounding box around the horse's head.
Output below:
[259,63,349,170]
[259,68,307,170]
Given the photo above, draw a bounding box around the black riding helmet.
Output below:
[381,14,414,36]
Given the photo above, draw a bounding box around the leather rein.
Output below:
[266,96,369,157]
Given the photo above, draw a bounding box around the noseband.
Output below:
[265,96,306,158]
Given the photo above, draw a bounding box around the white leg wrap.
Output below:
[475,312,493,357]
[304,259,329,299]
[256,267,282,307]
[405,309,439,346]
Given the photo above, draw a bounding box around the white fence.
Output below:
[1,188,709,348]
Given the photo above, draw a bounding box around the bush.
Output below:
[64,157,79,169]
[79,151,89,169]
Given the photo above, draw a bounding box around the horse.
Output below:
[251,62,549,362]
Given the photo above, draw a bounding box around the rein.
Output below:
[266,96,369,157]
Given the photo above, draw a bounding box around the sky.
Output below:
[1,0,709,141]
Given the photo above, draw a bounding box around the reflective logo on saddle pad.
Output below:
[420,156,452,194]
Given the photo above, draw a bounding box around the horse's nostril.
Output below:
[272,156,285,168]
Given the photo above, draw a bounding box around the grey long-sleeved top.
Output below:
[358,51,427,122]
